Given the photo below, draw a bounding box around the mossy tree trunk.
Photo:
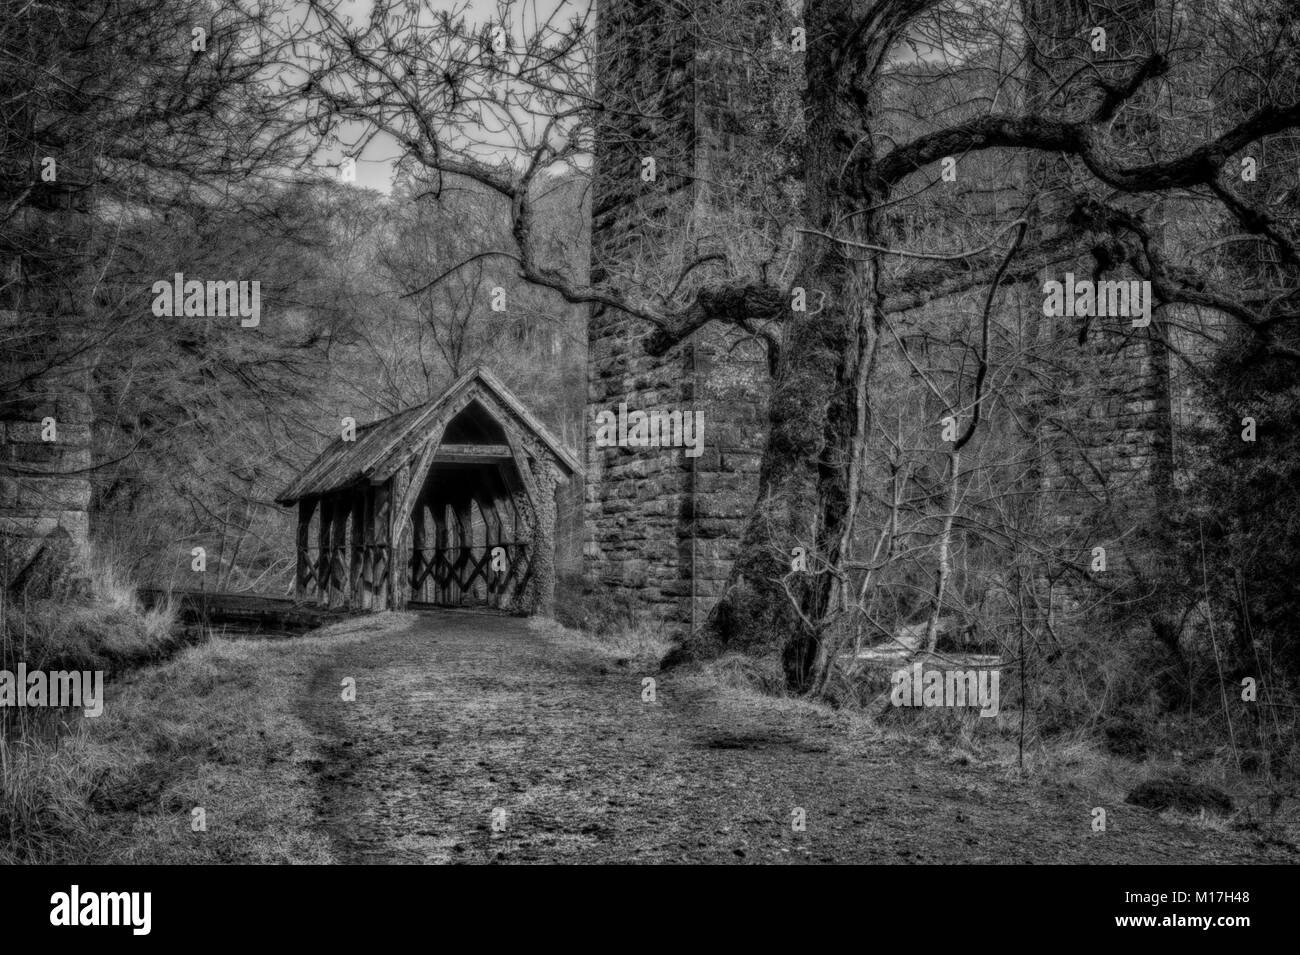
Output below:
[681,0,894,692]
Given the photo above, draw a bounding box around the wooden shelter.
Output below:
[276,367,580,614]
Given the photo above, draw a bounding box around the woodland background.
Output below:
[2,0,1299,858]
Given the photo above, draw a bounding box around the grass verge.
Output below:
[1,613,404,864]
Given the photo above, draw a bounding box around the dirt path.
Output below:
[295,611,1294,864]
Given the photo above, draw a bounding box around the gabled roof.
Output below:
[276,367,580,505]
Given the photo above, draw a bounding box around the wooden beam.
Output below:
[373,480,391,609]
[391,443,434,603]
[361,485,375,610]
[316,496,333,607]
[472,485,503,607]
[494,458,526,539]
[485,465,523,603]
[330,498,349,610]
[387,467,408,608]
[296,498,316,602]
[431,443,512,463]
[499,426,540,605]
[501,420,541,506]
[411,489,426,602]
[529,462,559,616]
[433,501,449,604]
[349,493,364,608]
[450,482,473,606]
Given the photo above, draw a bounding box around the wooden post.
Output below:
[411,490,426,603]
[330,498,349,609]
[476,489,503,608]
[349,494,364,609]
[391,465,411,609]
[296,498,316,602]
[451,491,473,607]
[361,485,375,611]
[433,502,449,605]
[373,481,391,609]
[316,496,333,607]
[530,460,558,616]
[493,461,527,607]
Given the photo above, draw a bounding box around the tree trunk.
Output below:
[674,0,889,692]
[925,451,962,653]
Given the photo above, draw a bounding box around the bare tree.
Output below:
[281,0,1300,693]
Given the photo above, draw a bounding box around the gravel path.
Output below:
[295,610,1295,864]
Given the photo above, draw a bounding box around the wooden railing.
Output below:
[410,542,533,609]
[296,542,531,610]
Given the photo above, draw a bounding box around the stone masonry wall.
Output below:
[589,0,1209,636]
[585,0,771,632]
[0,344,93,592]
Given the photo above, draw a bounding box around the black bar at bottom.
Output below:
[1,864,1287,943]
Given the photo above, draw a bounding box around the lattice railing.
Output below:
[410,542,533,609]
